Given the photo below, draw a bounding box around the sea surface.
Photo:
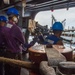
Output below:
[28,35,75,50]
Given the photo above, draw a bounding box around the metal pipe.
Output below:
[26,0,69,9]
[0,1,21,11]
[26,1,75,11]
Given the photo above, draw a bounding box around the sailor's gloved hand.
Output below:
[38,35,45,42]
[33,37,39,42]
[33,38,37,42]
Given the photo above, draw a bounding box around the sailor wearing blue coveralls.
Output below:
[45,22,63,47]
[38,22,63,47]
[0,16,9,75]
[5,7,25,75]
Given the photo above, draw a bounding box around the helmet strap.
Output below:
[12,16,18,24]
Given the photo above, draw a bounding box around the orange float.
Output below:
[28,45,47,64]
[53,45,73,61]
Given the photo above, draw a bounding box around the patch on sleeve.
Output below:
[46,39,54,44]
[6,23,13,28]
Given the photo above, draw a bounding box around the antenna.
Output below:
[52,15,57,22]
[62,19,66,23]
[61,19,66,30]
[51,15,57,27]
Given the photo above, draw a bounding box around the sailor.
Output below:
[45,22,63,47]
[0,16,8,75]
[5,7,25,75]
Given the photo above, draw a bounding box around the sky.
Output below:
[35,7,75,29]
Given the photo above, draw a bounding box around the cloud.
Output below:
[35,7,75,29]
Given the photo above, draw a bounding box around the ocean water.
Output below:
[61,36,75,50]
[28,36,34,43]
[61,36,75,43]
[28,35,75,50]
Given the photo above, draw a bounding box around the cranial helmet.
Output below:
[52,22,63,31]
[0,16,7,22]
[6,7,19,16]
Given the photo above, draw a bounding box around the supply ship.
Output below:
[0,0,75,75]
